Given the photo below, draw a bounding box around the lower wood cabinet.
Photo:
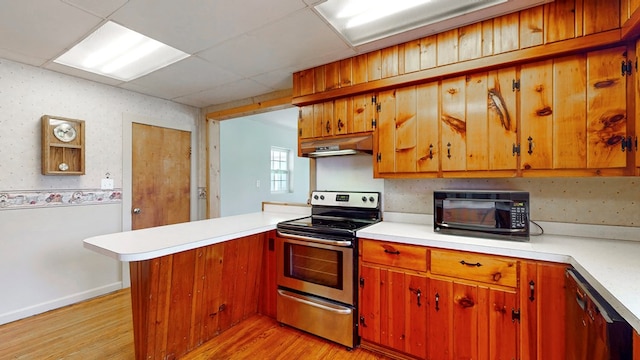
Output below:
[359,238,567,360]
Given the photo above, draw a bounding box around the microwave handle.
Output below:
[436,222,528,233]
[443,198,519,203]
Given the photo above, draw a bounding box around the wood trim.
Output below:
[292,30,622,106]
[205,96,292,120]
[622,6,640,40]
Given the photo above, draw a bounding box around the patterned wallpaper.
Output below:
[0,58,199,207]
[385,177,640,227]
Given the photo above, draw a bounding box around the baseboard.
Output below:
[0,282,122,326]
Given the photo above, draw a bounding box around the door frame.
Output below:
[121,113,198,286]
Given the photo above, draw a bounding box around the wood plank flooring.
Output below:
[0,289,392,360]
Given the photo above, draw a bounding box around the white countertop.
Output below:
[84,209,640,333]
[357,219,640,334]
[83,211,307,262]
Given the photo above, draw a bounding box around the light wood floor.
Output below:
[0,289,392,360]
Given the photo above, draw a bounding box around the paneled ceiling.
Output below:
[0,0,551,109]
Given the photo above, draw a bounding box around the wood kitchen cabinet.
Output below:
[519,46,628,175]
[520,261,567,360]
[375,82,439,175]
[298,94,377,147]
[359,240,523,360]
[359,240,428,359]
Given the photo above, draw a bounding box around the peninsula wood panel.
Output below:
[129,234,264,360]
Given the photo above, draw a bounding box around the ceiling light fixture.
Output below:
[54,21,189,82]
[315,0,507,46]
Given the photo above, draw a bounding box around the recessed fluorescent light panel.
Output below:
[54,21,189,81]
[315,0,507,46]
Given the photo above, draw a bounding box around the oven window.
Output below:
[284,243,343,289]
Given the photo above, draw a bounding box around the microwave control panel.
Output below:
[510,202,528,229]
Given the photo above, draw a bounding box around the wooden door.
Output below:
[132,123,190,230]
[333,97,349,136]
[322,101,334,137]
[395,86,418,173]
[553,55,588,169]
[586,46,627,169]
[376,89,396,174]
[359,264,382,343]
[298,105,314,139]
[466,72,490,170]
[350,93,375,133]
[428,278,453,359]
[416,82,439,172]
[520,60,554,170]
[441,76,467,171]
[488,67,518,170]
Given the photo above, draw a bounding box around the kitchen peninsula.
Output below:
[84,208,640,359]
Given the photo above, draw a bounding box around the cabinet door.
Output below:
[322,101,334,137]
[520,261,567,360]
[520,59,555,170]
[416,82,439,172]
[333,97,349,136]
[395,86,418,173]
[359,264,382,343]
[488,67,518,170]
[377,89,397,173]
[350,93,375,133]
[298,105,314,139]
[428,278,517,360]
[441,76,467,171]
[586,46,627,169]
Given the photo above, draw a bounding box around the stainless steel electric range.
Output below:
[275,190,382,349]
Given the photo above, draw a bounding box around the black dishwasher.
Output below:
[565,268,632,360]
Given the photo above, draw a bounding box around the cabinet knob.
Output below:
[132,208,142,214]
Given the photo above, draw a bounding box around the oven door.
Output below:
[276,233,354,305]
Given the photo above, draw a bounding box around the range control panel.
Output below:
[310,191,380,209]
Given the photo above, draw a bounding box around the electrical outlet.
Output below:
[101,178,114,190]
[256,180,261,188]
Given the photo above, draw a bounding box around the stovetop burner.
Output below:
[277,191,382,240]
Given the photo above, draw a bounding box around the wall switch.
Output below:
[101,178,114,190]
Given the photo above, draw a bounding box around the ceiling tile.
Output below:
[110,0,308,54]
[0,1,102,60]
[174,79,272,108]
[62,0,129,17]
[198,8,354,78]
[121,57,242,99]
[250,68,295,91]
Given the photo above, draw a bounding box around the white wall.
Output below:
[0,58,200,324]
[220,109,310,216]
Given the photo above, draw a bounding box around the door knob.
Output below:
[132,208,142,214]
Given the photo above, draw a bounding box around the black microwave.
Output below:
[434,190,530,241]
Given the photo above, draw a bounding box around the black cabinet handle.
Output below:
[409,287,422,307]
[529,280,535,302]
[460,260,482,267]
[527,136,534,155]
[435,292,440,311]
[337,118,344,132]
[359,316,367,327]
[447,142,452,159]
[325,120,331,133]
[384,249,400,255]
[428,144,434,159]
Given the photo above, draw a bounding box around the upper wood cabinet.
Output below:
[298,94,376,142]
[519,46,628,174]
[376,83,439,176]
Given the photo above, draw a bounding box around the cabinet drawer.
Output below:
[361,240,427,271]
[430,249,518,287]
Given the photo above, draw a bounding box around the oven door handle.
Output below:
[276,231,352,247]
[277,289,352,315]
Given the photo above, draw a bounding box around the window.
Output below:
[271,147,292,193]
